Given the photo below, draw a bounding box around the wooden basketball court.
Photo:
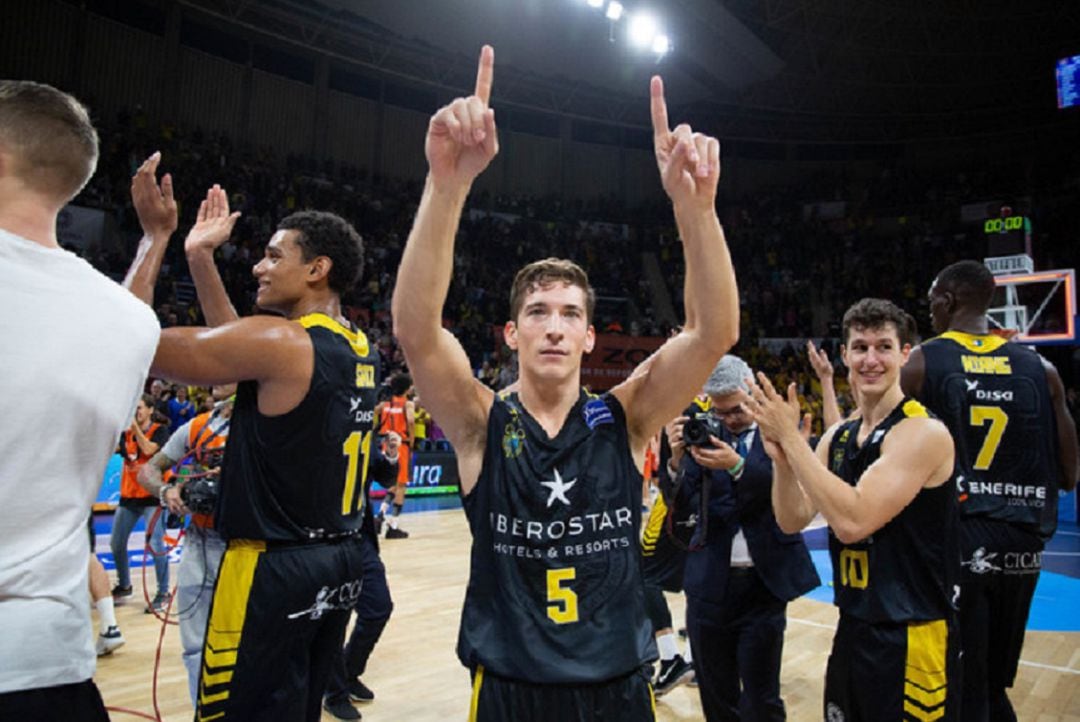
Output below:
[94,509,1080,721]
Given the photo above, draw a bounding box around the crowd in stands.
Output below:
[68,108,1079,428]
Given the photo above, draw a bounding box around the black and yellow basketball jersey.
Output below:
[457,390,656,683]
[827,397,957,623]
[918,331,1060,537]
[215,313,381,541]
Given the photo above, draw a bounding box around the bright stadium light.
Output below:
[606,1,624,21]
[652,33,670,55]
[628,12,658,48]
[587,0,604,8]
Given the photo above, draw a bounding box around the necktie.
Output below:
[735,431,749,458]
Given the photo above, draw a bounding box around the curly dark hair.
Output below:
[842,298,910,344]
[389,373,412,396]
[277,211,364,295]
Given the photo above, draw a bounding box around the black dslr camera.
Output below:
[180,477,219,516]
[683,413,725,448]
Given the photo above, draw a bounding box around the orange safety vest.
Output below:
[120,423,162,500]
[182,411,229,529]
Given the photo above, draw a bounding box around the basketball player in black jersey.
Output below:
[901,260,1079,722]
[392,45,738,721]
[127,168,389,721]
[748,298,960,722]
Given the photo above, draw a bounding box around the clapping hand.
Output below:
[185,184,241,256]
[131,151,177,239]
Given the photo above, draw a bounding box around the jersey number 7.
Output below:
[969,406,1009,471]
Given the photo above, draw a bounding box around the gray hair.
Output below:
[703,355,752,396]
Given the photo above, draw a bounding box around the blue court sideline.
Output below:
[802,521,1080,632]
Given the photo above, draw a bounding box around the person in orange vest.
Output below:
[108,393,170,613]
[375,373,416,539]
[139,385,234,705]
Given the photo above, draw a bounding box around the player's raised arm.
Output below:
[613,76,738,449]
[124,151,177,305]
[185,184,242,326]
[392,45,498,461]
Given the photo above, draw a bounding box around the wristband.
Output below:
[159,482,174,506]
[728,457,745,477]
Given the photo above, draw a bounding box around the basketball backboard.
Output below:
[988,269,1076,345]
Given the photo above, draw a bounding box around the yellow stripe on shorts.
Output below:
[196,539,265,721]
[903,619,948,722]
[469,665,485,722]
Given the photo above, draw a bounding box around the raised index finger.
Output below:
[650,76,669,137]
[474,44,494,105]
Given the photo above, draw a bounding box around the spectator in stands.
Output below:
[167,384,196,431]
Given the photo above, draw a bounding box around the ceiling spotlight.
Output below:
[652,34,670,55]
[587,0,604,8]
[606,2,624,21]
[628,13,658,48]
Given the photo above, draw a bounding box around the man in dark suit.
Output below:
[671,355,820,721]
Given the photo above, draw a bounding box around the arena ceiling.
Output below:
[189,0,1080,142]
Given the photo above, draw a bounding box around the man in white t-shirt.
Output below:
[0,81,164,721]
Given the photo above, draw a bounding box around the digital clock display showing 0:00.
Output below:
[984,216,1025,234]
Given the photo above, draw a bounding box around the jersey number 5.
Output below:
[341,430,373,515]
[969,406,1009,471]
[546,568,579,624]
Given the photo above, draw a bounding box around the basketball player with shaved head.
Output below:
[902,260,1079,721]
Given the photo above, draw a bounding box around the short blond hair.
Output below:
[508,258,595,323]
[0,80,98,201]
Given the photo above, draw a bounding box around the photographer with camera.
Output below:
[138,384,235,704]
[671,355,819,722]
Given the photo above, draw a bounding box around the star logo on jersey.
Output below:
[540,468,577,507]
[965,379,979,391]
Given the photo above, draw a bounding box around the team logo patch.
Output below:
[503,409,525,458]
[582,398,613,429]
[961,547,1001,575]
[286,579,363,620]
[826,703,845,722]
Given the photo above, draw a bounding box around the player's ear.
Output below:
[503,321,518,350]
[583,324,596,354]
[840,344,850,367]
[308,256,332,284]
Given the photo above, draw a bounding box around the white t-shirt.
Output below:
[0,228,160,693]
